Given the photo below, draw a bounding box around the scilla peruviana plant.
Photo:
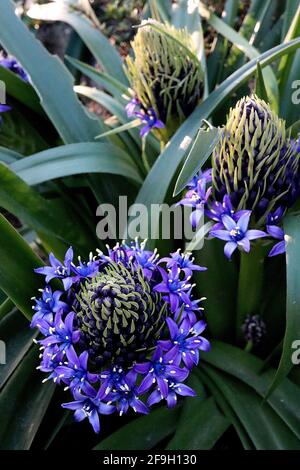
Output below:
[31,241,209,433]
[125,19,204,144]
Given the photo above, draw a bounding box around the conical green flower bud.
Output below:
[125,19,204,141]
[75,260,167,366]
[212,95,300,224]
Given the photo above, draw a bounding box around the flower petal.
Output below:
[269,240,286,257]
[210,229,232,241]
[237,211,251,233]
[247,229,267,240]
[224,241,237,259]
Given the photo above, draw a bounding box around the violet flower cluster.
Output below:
[31,241,209,433]
[178,170,287,259]
[126,97,164,137]
[178,95,300,260]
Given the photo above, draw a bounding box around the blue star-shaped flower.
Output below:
[210,211,267,259]
[39,311,80,354]
[178,177,212,228]
[35,247,74,290]
[147,379,196,408]
[31,285,67,328]
[55,346,98,392]
[159,317,210,369]
[160,249,206,276]
[62,383,115,433]
[107,370,149,416]
[154,265,192,312]
[135,346,189,399]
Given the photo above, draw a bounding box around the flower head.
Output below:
[125,19,204,142]
[242,314,266,345]
[212,95,300,224]
[32,242,209,433]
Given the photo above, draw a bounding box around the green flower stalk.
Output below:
[212,95,300,225]
[125,19,204,142]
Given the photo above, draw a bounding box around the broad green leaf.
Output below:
[94,406,180,450]
[0,107,48,155]
[0,0,101,144]
[167,396,229,450]
[278,3,300,94]
[203,341,300,439]
[0,163,91,254]
[74,85,141,146]
[0,65,43,115]
[221,0,273,77]
[207,0,239,91]
[173,400,229,450]
[281,0,300,40]
[255,61,269,102]
[174,127,220,196]
[199,1,278,111]
[0,346,54,450]
[27,0,127,85]
[198,368,253,449]
[65,56,130,100]
[194,238,238,341]
[236,243,268,342]
[0,298,14,323]
[128,38,300,246]
[0,214,43,320]
[280,49,300,126]
[171,0,207,97]
[0,146,22,164]
[0,309,37,390]
[96,119,142,140]
[11,143,142,186]
[266,214,300,396]
[149,0,171,22]
[202,364,300,450]
[74,85,143,166]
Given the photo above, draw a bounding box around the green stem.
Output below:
[141,137,150,173]
[236,242,267,343]
[244,340,253,353]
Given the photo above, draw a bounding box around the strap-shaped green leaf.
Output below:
[0,346,54,450]
[0,310,37,390]
[11,143,142,186]
[266,214,300,396]
[202,364,300,450]
[93,406,180,450]
[202,341,300,439]
[0,0,101,144]
[0,214,43,320]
